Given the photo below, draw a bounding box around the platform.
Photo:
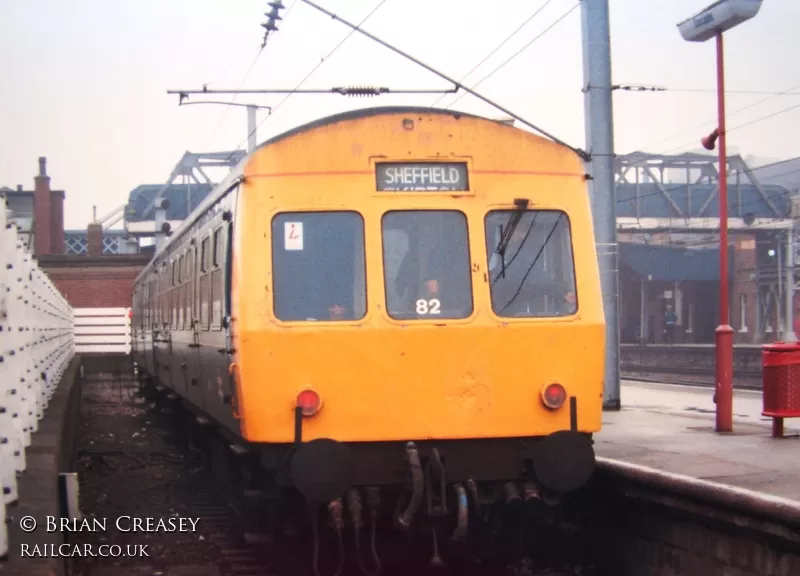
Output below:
[595,380,800,501]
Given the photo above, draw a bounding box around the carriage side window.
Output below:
[382,210,473,320]
[271,211,366,322]
[484,210,577,318]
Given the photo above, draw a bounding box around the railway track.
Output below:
[58,368,800,575]
[68,372,597,576]
[68,373,279,576]
[621,366,762,389]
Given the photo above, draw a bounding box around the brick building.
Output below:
[0,157,64,253]
[2,157,151,308]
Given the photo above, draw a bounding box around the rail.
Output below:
[73,307,132,355]
[1,194,75,560]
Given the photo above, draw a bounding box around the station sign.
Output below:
[375,162,469,192]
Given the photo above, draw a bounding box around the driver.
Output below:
[490,222,575,316]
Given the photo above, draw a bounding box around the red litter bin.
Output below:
[761,342,800,438]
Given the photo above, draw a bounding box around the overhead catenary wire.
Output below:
[295,0,587,159]
[626,81,800,155]
[257,1,390,134]
[614,84,800,97]
[197,0,301,152]
[429,0,558,108]
[658,100,800,157]
[216,0,390,167]
[444,2,580,111]
[198,48,266,152]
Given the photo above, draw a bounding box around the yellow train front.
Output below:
[131,106,605,535]
[231,107,605,507]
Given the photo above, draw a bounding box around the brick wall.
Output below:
[38,254,151,308]
[566,468,800,575]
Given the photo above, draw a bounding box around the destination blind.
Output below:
[375,162,469,192]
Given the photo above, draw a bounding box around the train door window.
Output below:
[141,284,147,330]
[153,274,159,327]
[201,237,209,272]
[211,226,224,328]
[484,210,577,318]
[271,211,367,322]
[158,268,164,326]
[187,247,195,329]
[147,280,154,329]
[224,222,233,318]
[381,210,472,320]
[193,244,200,328]
[183,251,190,330]
[171,259,178,328]
[162,263,168,326]
[200,235,211,330]
[178,254,185,329]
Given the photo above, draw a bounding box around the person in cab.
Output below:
[488,220,576,317]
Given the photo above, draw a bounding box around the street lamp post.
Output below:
[678,0,763,433]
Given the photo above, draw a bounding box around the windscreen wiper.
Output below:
[494,198,529,278]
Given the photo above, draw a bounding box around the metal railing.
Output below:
[73,307,132,355]
[1,195,75,559]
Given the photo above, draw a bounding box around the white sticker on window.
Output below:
[284,222,303,250]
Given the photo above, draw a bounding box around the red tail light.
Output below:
[541,383,566,410]
[297,389,322,417]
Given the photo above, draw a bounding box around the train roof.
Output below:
[253,106,525,153]
[133,106,547,285]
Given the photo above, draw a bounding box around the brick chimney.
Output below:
[87,222,104,256]
[33,156,52,256]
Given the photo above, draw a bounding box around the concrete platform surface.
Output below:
[595,380,800,501]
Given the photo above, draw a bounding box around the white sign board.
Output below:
[284,222,303,251]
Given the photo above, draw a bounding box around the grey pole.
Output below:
[581,0,620,410]
[247,105,257,154]
[785,230,796,341]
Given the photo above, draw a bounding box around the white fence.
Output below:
[1,194,75,559]
[73,307,132,355]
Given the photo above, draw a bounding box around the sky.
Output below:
[1,0,799,230]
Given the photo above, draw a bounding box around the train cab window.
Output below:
[271,211,367,322]
[484,210,577,318]
[382,210,473,320]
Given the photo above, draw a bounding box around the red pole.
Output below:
[715,31,733,433]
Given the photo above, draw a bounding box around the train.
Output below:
[131,106,605,567]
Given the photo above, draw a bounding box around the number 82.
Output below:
[415,298,441,315]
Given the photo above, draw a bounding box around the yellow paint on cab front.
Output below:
[229,110,605,443]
